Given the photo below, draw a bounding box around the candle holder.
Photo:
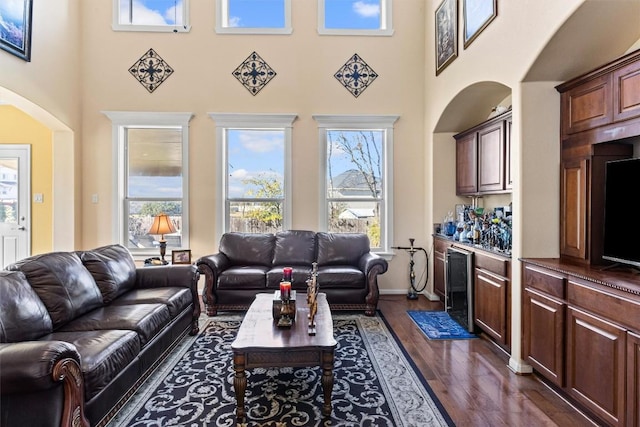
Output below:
[277,299,294,328]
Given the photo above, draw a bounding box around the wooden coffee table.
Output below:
[231,292,337,421]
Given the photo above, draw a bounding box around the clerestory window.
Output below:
[215,0,292,35]
[318,0,393,36]
[113,0,191,32]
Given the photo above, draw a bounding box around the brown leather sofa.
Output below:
[196,230,388,316]
[0,244,200,427]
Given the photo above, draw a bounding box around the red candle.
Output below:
[283,267,293,282]
[280,281,291,300]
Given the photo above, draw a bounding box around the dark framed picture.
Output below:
[435,0,457,76]
[463,0,497,49]
[0,0,33,62]
[171,249,192,265]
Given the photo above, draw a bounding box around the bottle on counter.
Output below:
[473,218,481,244]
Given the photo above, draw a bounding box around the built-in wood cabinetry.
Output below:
[433,235,511,352]
[454,111,511,196]
[521,49,640,427]
[522,260,640,427]
[556,50,640,264]
[559,143,632,263]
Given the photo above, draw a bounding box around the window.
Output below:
[313,115,398,255]
[113,0,191,32]
[209,113,297,237]
[103,111,193,259]
[215,0,292,34]
[319,0,393,36]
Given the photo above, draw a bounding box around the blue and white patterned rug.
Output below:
[107,314,454,426]
[407,310,477,340]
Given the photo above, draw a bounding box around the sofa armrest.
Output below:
[135,264,201,335]
[195,253,230,316]
[0,341,89,427]
[358,252,388,316]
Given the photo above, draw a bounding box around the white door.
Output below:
[0,145,30,267]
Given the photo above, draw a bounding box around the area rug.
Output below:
[407,310,477,340]
[106,314,454,427]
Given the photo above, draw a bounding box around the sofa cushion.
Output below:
[218,266,268,289]
[219,232,275,267]
[0,271,53,342]
[317,266,366,289]
[110,287,191,318]
[272,230,316,266]
[6,252,104,329]
[44,329,140,401]
[79,244,137,303]
[58,304,170,347]
[316,232,370,266]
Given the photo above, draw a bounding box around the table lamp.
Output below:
[148,213,176,264]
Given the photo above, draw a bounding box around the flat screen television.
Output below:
[602,157,640,268]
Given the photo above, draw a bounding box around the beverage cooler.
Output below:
[445,247,475,332]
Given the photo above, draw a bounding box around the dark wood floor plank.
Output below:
[377,295,596,427]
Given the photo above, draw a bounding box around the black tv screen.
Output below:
[603,157,640,268]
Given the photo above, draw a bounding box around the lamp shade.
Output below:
[148,213,176,237]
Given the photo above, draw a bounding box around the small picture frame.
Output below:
[171,249,192,265]
[463,0,497,49]
[435,0,458,76]
[0,0,33,62]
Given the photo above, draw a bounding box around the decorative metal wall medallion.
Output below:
[334,54,378,98]
[129,48,174,93]
[232,51,277,96]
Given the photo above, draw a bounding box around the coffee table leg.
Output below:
[321,350,334,417]
[233,353,247,421]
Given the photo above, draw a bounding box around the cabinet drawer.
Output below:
[523,264,566,300]
[474,251,508,277]
[567,277,640,332]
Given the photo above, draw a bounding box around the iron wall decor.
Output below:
[334,53,378,98]
[232,51,276,96]
[463,0,497,49]
[129,48,174,93]
[435,0,457,76]
[0,0,33,62]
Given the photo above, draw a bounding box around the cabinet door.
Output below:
[560,158,588,259]
[474,268,507,345]
[455,133,477,195]
[561,74,612,137]
[628,330,640,427]
[523,288,565,387]
[613,60,640,123]
[567,306,626,426]
[477,121,505,193]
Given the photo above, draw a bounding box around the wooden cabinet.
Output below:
[505,116,513,190]
[454,111,511,196]
[474,251,510,347]
[433,236,511,351]
[433,237,448,299]
[557,49,640,143]
[566,306,626,426]
[521,259,640,427]
[455,132,478,195]
[559,143,632,263]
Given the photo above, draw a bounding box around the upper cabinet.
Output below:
[557,49,640,144]
[454,111,512,196]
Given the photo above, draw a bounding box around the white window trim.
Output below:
[313,114,398,259]
[215,0,292,35]
[208,113,297,243]
[112,0,191,33]
[102,111,193,259]
[317,0,393,36]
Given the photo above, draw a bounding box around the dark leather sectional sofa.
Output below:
[0,244,200,427]
[196,230,388,316]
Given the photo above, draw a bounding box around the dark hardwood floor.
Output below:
[377,294,597,427]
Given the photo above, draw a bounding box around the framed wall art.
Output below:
[435,0,457,76]
[0,0,33,61]
[463,0,497,49]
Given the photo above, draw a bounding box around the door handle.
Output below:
[17,226,26,231]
